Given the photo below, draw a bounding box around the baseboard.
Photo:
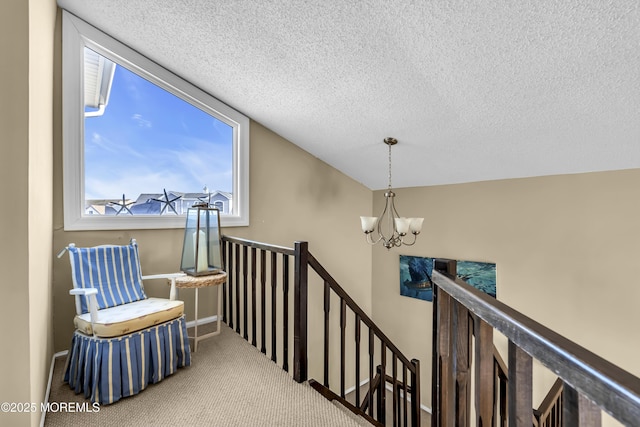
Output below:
[383,382,432,414]
[344,378,371,395]
[40,350,69,427]
[342,377,432,415]
[186,314,218,329]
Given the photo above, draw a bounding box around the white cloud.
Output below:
[131,114,152,128]
[85,133,232,200]
[88,132,117,153]
[85,168,195,200]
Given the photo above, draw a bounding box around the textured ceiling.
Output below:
[57,0,640,190]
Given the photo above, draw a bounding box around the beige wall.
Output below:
[0,1,56,426]
[0,2,32,425]
[52,120,373,363]
[371,169,640,416]
[28,1,56,426]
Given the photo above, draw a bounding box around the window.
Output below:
[62,11,249,230]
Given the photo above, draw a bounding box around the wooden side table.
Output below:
[171,271,227,352]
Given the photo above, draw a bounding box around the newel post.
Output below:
[293,241,309,383]
[411,358,421,427]
[432,259,458,427]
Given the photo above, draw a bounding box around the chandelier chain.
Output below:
[388,142,392,190]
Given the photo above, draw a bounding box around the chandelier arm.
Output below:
[399,233,418,246]
[375,196,392,243]
[386,201,395,242]
[389,194,402,229]
[387,192,400,236]
[365,230,384,246]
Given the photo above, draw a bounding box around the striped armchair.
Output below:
[59,239,191,405]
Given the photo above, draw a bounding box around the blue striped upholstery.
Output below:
[68,241,147,314]
[64,316,191,405]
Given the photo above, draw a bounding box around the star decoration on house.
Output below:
[110,194,134,215]
[152,189,182,215]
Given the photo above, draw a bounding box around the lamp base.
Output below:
[181,268,223,277]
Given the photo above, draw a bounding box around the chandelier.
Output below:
[360,138,424,249]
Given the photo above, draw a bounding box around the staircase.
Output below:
[220,236,640,426]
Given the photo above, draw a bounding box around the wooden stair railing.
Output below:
[431,259,640,426]
[308,254,421,427]
[221,236,420,426]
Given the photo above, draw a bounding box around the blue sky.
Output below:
[84,62,233,201]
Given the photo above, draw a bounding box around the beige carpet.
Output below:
[45,323,371,427]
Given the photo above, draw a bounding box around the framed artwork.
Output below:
[399,255,496,302]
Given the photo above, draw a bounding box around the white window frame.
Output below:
[62,11,249,230]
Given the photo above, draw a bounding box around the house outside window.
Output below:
[62,11,249,230]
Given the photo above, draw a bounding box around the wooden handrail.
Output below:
[432,269,640,425]
[222,235,295,256]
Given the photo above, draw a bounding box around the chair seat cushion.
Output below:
[74,297,184,338]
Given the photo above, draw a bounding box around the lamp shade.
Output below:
[409,218,424,234]
[360,216,378,233]
[394,217,411,235]
[180,204,222,276]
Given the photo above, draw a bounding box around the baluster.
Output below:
[242,245,248,340]
[403,363,408,427]
[369,328,375,417]
[410,359,420,427]
[556,392,563,426]
[498,364,508,427]
[222,240,227,323]
[355,313,361,406]
[340,298,346,397]
[260,249,266,354]
[475,317,494,426]
[251,247,257,346]
[323,280,330,388]
[227,241,233,329]
[508,340,533,426]
[282,254,289,372]
[376,364,384,423]
[379,342,386,423]
[392,354,398,426]
[235,243,240,333]
[271,251,277,363]
[563,384,601,427]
